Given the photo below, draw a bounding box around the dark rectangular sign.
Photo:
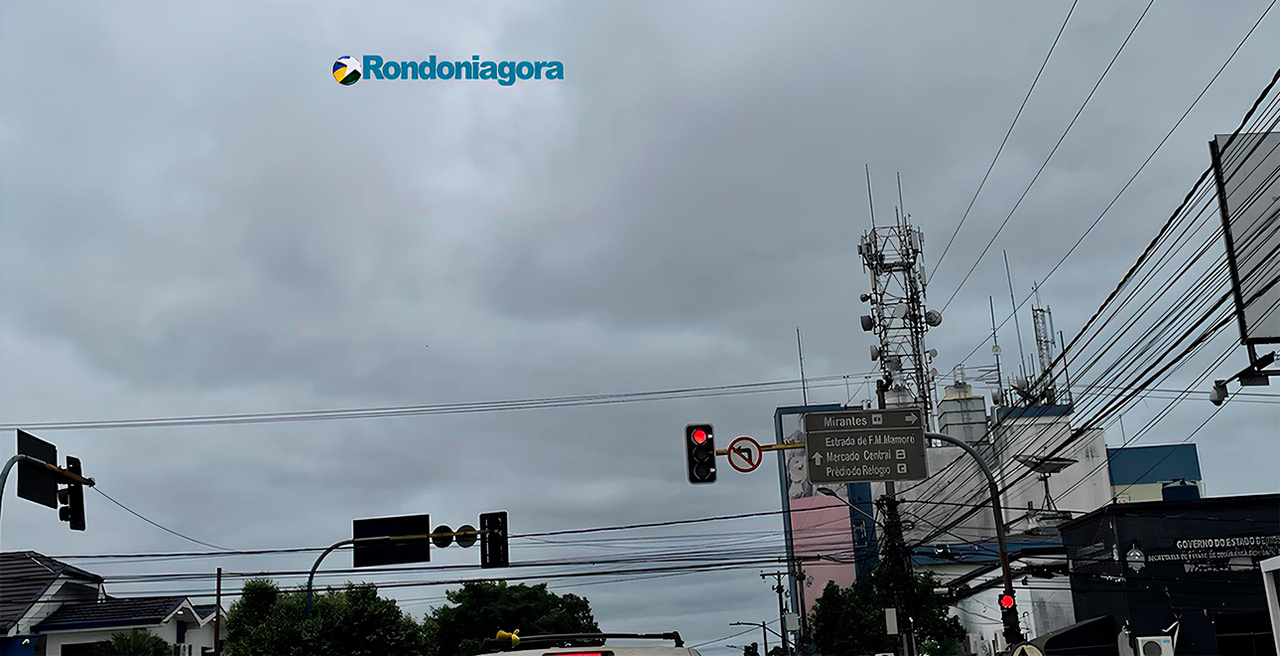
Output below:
[352,514,432,568]
[17,430,58,509]
[802,408,928,483]
[480,511,509,569]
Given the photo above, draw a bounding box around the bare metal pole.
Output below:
[797,328,809,406]
[215,567,223,655]
[1004,251,1029,384]
[305,539,355,619]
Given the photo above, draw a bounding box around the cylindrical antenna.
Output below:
[896,172,906,226]
[1004,250,1029,386]
[797,328,809,406]
[991,296,1004,406]
[865,164,877,229]
[1058,330,1073,407]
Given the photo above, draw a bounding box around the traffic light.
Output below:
[685,424,716,484]
[998,591,1024,645]
[480,511,509,568]
[56,456,86,532]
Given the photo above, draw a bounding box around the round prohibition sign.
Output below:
[727,436,763,473]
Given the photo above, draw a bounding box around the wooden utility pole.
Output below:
[761,571,791,656]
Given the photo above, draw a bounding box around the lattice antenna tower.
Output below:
[857,176,942,427]
[1030,282,1059,405]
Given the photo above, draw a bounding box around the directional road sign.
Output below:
[726,436,762,473]
[353,514,432,567]
[803,407,927,484]
[17,430,59,509]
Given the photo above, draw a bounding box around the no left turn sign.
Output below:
[727,436,763,473]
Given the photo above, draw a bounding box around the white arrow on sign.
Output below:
[906,413,918,423]
[810,452,824,466]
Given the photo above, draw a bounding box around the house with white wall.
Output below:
[0,551,219,656]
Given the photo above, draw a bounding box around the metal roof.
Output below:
[35,596,188,632]
[0,551,103,633]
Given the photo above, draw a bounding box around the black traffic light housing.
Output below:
[685,424,716,484]
[57,456,86,532]
[998,591,1023,645]
[480,511,509,568]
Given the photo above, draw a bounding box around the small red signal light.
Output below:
[692,429,708,444]
[998,593,1014,609]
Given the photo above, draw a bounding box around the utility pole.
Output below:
[215,567,223,655]
[858,190,939,656]
[878,480,915,656]
[793,558,809,652]
[761,571,791,656]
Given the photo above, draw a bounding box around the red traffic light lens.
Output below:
[998,593,1014,609]
[691,429,708,444]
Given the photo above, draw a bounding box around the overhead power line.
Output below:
[92,486,231,552]
[0,373,873,432]
[937,0,1157,313]
[931,0,1080,277]
[955,2,1278,368]
[907,56,1280,537]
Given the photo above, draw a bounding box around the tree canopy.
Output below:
[223,578,601,656]
[223,578,426,656]
[423,581,601,656]
[809,568,966,656]
[92,629,170,656]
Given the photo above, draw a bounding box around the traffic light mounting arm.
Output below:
[1,454,95,542]
[6,454,95,487]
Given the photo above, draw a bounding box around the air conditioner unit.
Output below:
[1136,635,1173,656]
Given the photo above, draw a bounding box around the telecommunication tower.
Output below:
[857,211,942,426]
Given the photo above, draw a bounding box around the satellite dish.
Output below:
[860,315,875,332]
[924,310,943,327]
[870,345,881,361]
[930,368,939,377]
[893,303,909,319]
[927,349,938,359]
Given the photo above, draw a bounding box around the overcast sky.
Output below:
[2,1,1278,653]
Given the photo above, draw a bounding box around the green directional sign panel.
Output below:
[803,408,928,483]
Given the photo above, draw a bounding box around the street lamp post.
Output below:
[922,432,1023,647]
[818,430,1026,649]
[731,621,783,656]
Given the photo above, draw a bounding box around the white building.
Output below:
[0,551,220,656]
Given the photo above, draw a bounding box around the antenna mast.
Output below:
[1031,282,1058,404]
[857,179,941,427]
[1003,250,1029,390]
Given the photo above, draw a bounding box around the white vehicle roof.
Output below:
[482,631,696,656]
[538,647,701,656]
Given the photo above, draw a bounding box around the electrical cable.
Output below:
[937,0,1158,314]
[931,0,1081,277]
[0,374,871,432]
[92,486,231,552]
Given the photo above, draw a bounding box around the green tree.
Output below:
[423,581,600,656]
[92,629,170,656]
[810,568,966,656]
[223,578,426,656]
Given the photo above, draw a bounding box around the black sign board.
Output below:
[480,511,509,568]
[802,408,928,483]
[17,430,58,509]
[352,514,432,568]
